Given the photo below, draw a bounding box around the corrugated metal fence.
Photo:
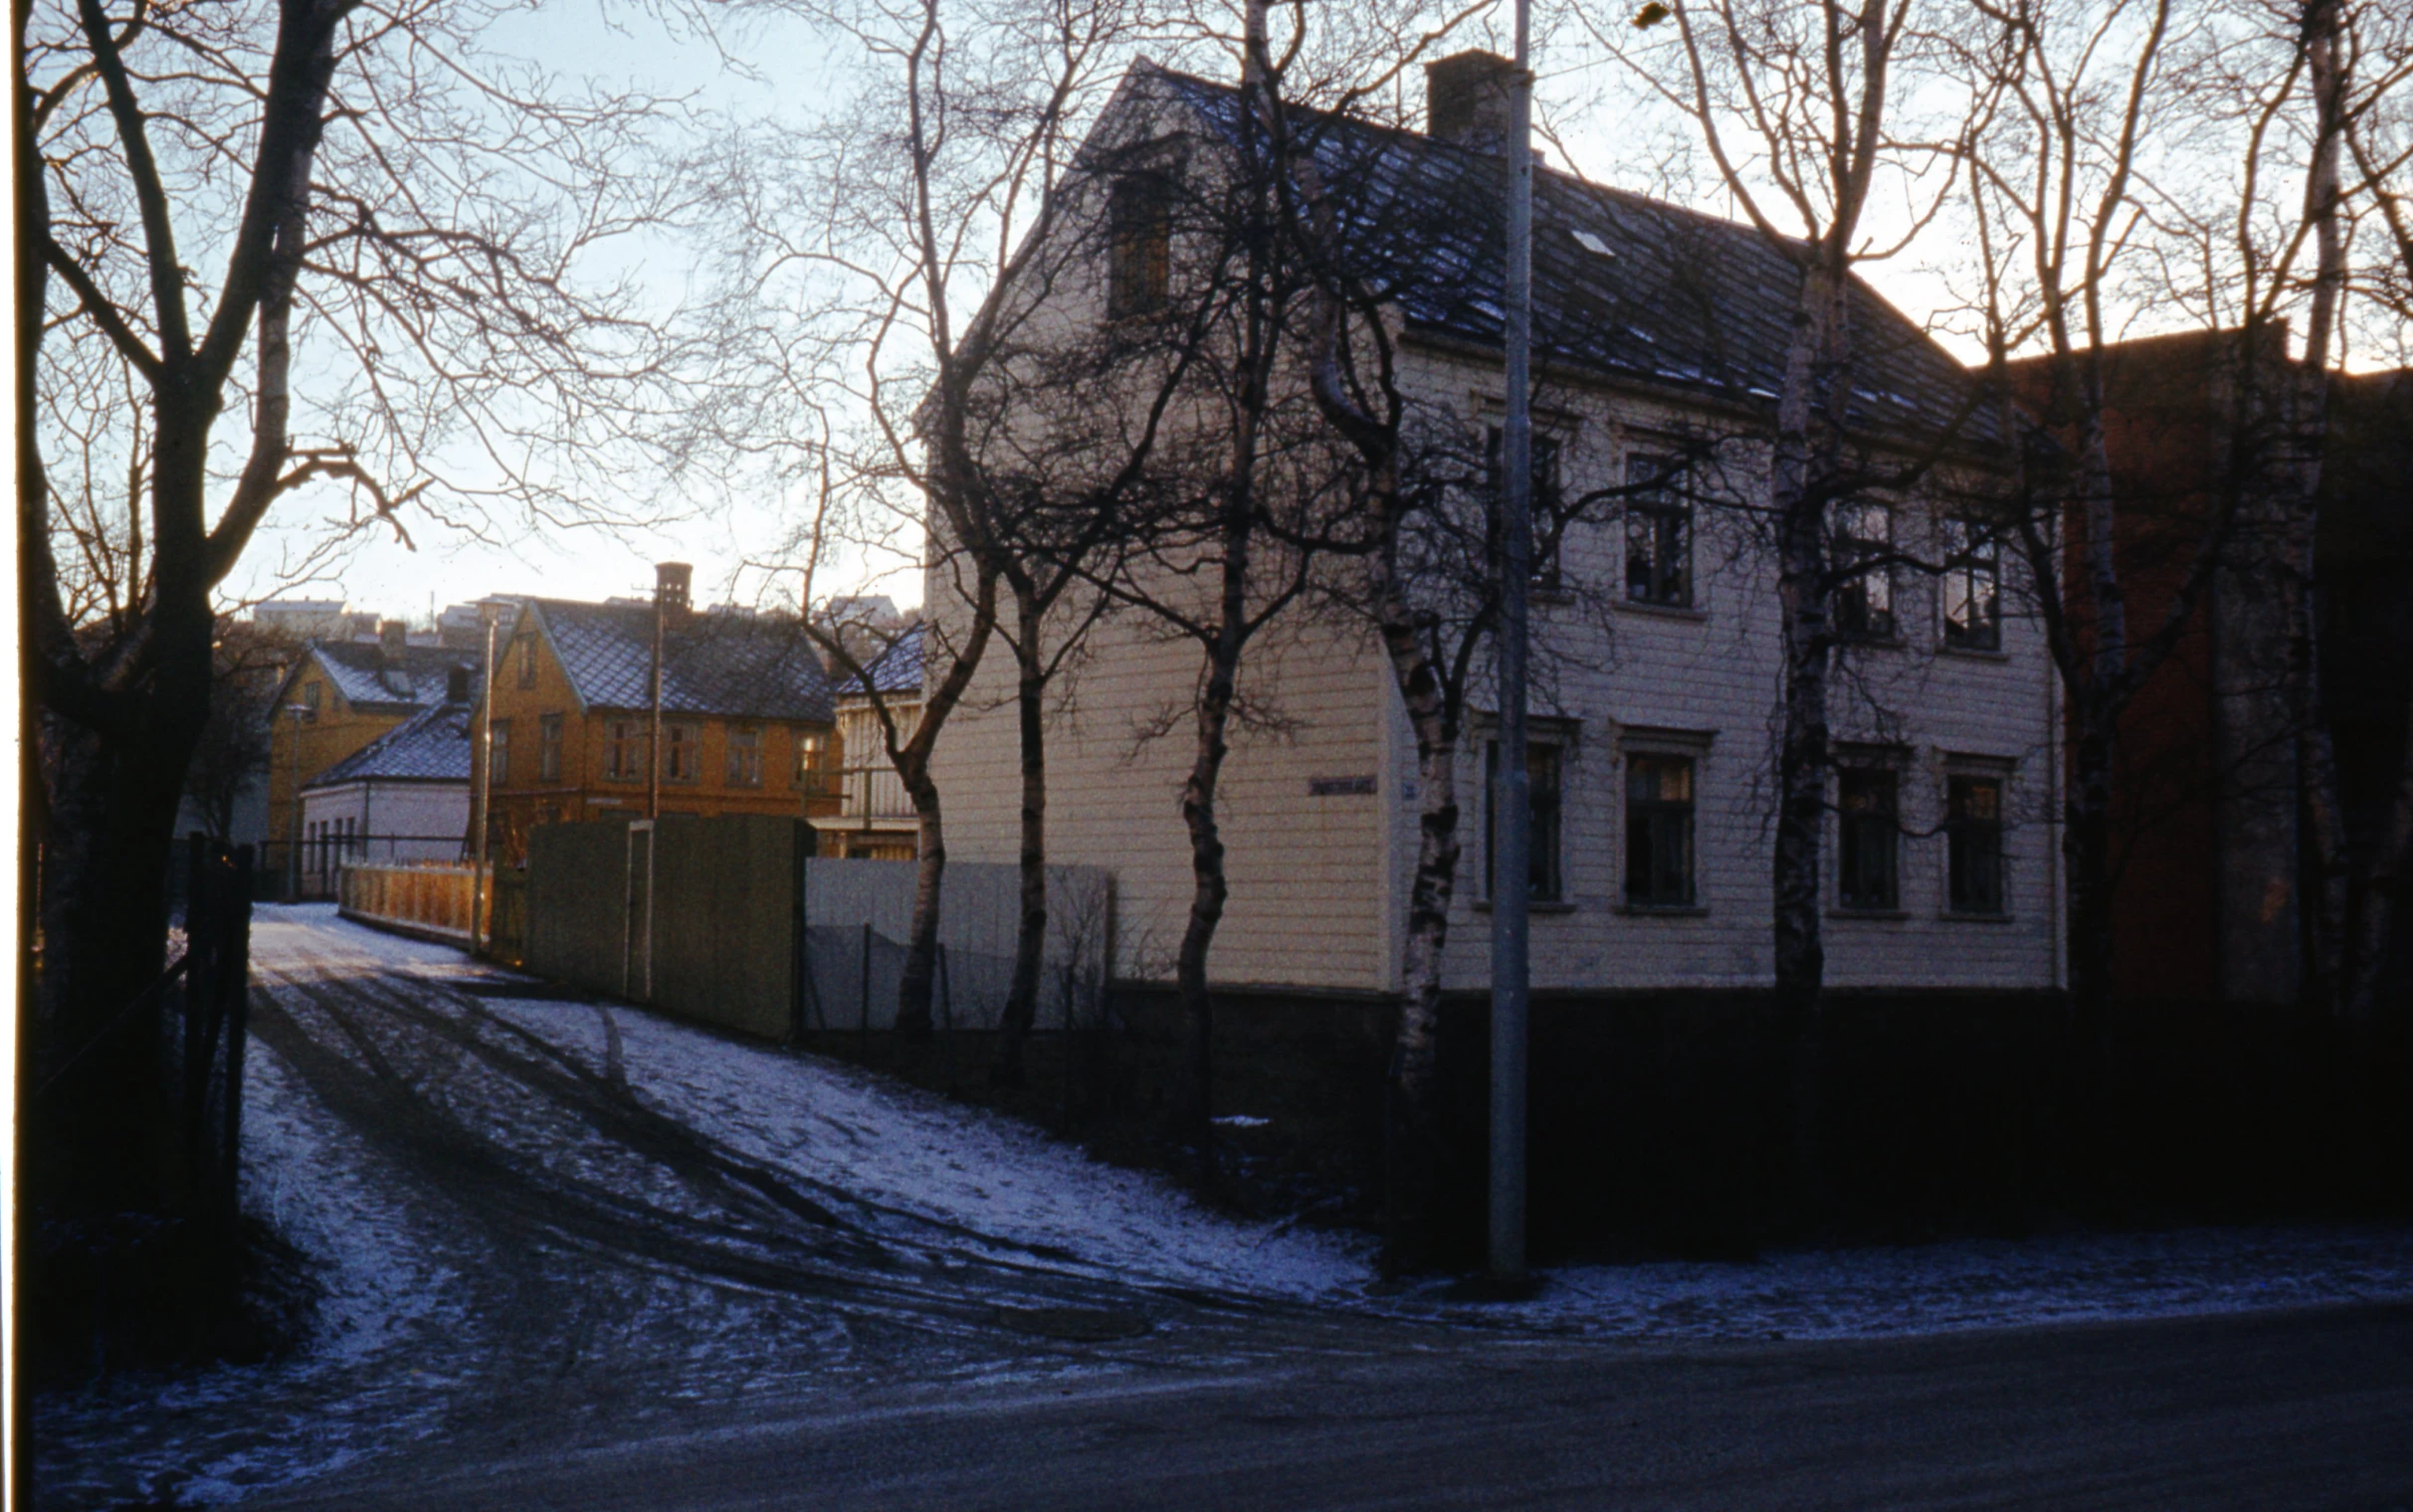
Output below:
[523,815,1110,1042]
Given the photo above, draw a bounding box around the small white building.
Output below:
[810,622,925,861]
[298,701,475,898]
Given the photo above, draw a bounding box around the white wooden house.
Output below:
[926,56,2062,1003]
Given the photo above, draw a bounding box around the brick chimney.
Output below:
[1426,51,1518,153]
[655,562,694,627]
[379,619,408,662]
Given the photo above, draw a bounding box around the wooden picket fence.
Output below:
[339,860,480,944]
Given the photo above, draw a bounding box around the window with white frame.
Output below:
[1624,751,1698,908]
[1946,773,2008,915]
[726,725,763,787]
[1623,453,1693,607]
[665,721,701,784]
[1941,518,2003,651]
[605,719,646,782]
[1835,767,1900,910]
[1832,499,1897,641]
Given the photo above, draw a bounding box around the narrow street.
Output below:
[33,909,2413,1509]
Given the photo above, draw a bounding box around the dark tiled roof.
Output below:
[1136,67,1997,449]
[851,623,925,697]
[307,702,474,787]
[528,600,837,723]
[308,640,479,712]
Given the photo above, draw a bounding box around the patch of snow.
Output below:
[473,995,1369,1301]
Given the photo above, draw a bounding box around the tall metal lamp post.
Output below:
[1489,0,1536,1287]
[472,601,502,955]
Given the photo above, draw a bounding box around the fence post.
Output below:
[789,825,809,1046]
[220,846,255,1217]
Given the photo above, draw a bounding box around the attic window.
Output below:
[1108,176,1170,318]
[1570,229,1615,259]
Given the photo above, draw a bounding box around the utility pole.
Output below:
[472,602,502,955]
[1489,3,1535,1287]
[649,563,689,821]
[650,581,667,822]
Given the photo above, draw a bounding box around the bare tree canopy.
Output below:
[18,0,694,1209]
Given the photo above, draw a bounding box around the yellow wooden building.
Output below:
[476,588,841,862]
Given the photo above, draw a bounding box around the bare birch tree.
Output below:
[1590,0,1966,1214]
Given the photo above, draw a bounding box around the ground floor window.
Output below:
[1485,739,1563,903]
[1947,775,2007,914]
[1625,753,1697,908]
[1836,768,1900,910]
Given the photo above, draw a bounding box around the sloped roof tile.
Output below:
[1137,66,1999,450]
[307,702,474,787]
[527,600,837,723]
[307,640,479,713]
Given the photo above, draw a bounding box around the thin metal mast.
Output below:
[1489,9,1534,1284]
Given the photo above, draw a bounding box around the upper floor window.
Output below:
[1624,453,1693,608]
[1835,767,1900,910]
[1832,500,1897,641]
[491,719,512,787]
[1486,428,1563,592]
[515,635,538,688]
[1625,753,1697,908]
[538,713,563,782]
[727,725,763,788]
[665,721,701,784]
[1484,739,1563,903]
[1107,176,1170,318]
[794,731,829,793]
[301,680,322,718]
[1947,775,2007,915]
[605,719,646,782]
[1941,519,2002,652]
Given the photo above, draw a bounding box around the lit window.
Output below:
[1484,740,1562,903]
[1942,519,2002,651]
[727,726,763,788]
[1832,501,1897,641]
[794,731,829,793]
[1947,776,2007,915]
[1836,768,1899,910]
[1625,754,1696,908]
[1624,454,1693,607]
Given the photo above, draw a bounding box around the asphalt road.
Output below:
[43,913,2413,1512]
[264,1300,2413,1511]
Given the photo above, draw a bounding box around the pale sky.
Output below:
[226,1,2393,630]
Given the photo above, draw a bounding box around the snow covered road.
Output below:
[31,908,2413,1508]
